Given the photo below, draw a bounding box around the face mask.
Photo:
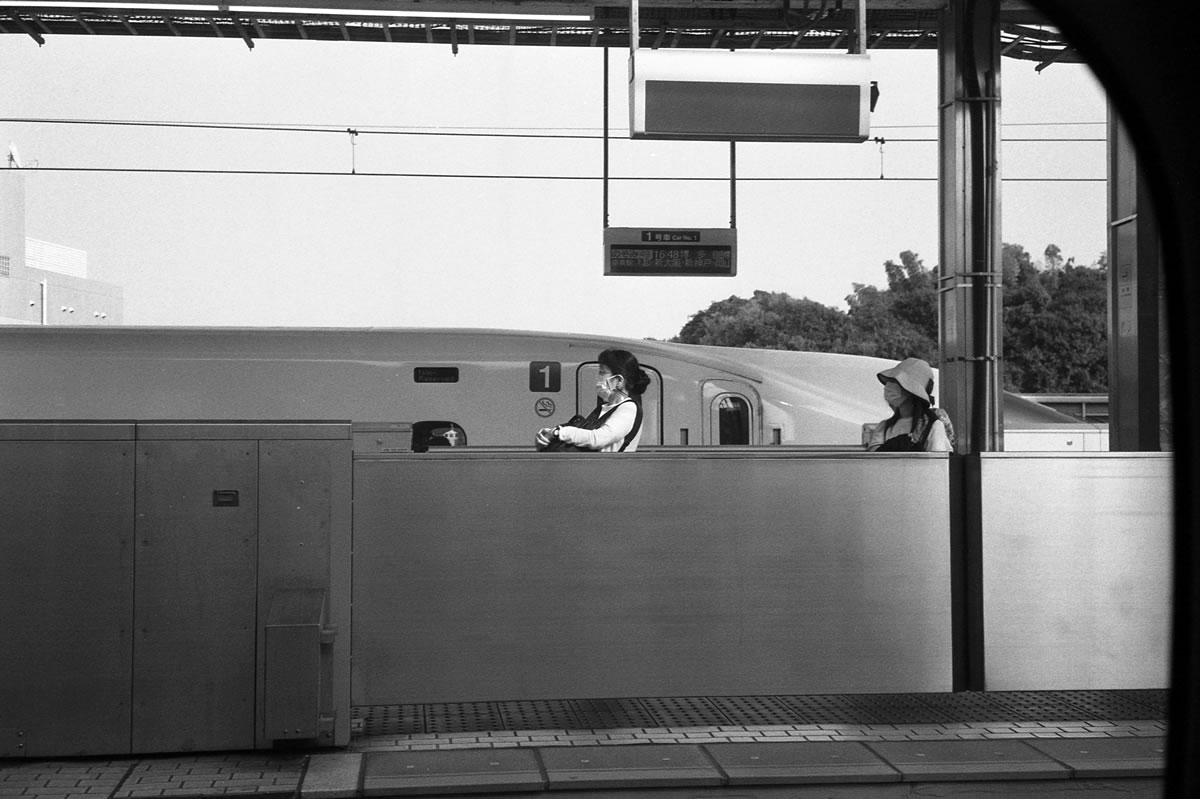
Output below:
[597,374,620,400]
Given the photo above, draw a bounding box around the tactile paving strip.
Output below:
[777,694,888,724]
[354,704,424,736]
[352,690,1170,736]
[1117,689,1169,718]
[982,691,1108,721]
[497,700,582,731]
[425,701,507,733]
[706,695,805,726]
[852,693,960,724]
[639,697,730,727]
[908,691,1016,722]
[571,698,659,730]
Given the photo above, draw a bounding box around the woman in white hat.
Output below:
[865,357,956,452]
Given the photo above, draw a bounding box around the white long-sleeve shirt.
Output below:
[556,398,643,452]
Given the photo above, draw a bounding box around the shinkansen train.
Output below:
[0,325,1105,450]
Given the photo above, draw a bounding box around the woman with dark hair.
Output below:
[536,348,650,452]
[865,357,955,452]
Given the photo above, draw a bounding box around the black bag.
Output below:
[537,400,643,453]
[538,413,591,452]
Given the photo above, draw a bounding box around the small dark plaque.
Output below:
[414,367,460,383]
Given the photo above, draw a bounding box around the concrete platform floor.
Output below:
[0,691,1170,799]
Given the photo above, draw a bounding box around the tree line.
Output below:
[671,243,1108,393]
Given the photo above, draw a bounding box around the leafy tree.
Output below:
[674,290,850,351]
[842,250,938,361]
[1003,254,1108,392]
[672,244,1109,394]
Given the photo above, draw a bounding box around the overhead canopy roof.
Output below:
[1,0,1078,66]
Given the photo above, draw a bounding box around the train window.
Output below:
[718,395,751,445]
[412,421,467,452]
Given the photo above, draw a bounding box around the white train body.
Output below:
[0,326,1105,450]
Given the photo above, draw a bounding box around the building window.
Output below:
[0,255,9,277]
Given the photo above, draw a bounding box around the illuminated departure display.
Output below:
[414,367,459,383]
[604,228,737,276]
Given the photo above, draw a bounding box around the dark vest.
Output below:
[876,409,937,452]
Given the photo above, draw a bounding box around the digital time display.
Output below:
[607,245,734,276]
[604,227,737,276]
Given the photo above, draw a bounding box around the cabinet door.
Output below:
[133,441,257,752]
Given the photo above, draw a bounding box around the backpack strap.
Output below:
[618,401,643,452]
[915,408,938,448]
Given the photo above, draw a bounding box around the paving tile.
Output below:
[0,762,133,799]
[112,757,303,799]
[1027,736,1167,777]
[299,754,362,799]
[362,749,543,796]
[865,739,1071,781]
[539,744,722,790]
[704,741,899,785]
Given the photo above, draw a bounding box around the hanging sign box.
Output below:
[630,49,872,142]
[604,227,736,276]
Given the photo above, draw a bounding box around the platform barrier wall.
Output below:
[0,424,135,758]
[0,423,352,758]
[977,452,1172,690]
[351,450,955,704]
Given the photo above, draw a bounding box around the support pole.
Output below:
[1108,106,1166,451]
[938,0,1003,454]
[729,141,737,229]
[856,0,867,54]
[630,0,638,55]
[603,47,610,229]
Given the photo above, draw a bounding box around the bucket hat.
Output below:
[877,357,935,404]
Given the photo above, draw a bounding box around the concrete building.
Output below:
[1,169,124,325]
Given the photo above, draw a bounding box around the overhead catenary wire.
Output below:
[13,166,1105,181]
[0,115,1107,181]
[0,116,1110,143]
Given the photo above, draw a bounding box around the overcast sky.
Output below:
[1,34,1108,340]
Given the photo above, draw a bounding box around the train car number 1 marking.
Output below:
[529,361,561,392]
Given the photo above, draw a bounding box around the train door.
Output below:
[702,379,760,445]
[575,361,663,446]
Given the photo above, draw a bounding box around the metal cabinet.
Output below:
[133,439,258,753]
[0,422,351,758]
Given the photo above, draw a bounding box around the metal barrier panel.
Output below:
[133,440,259,753]
[0,426,135,757]
[257,438,352,748]
[979,453,1172,689]
[352,451,953,704]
